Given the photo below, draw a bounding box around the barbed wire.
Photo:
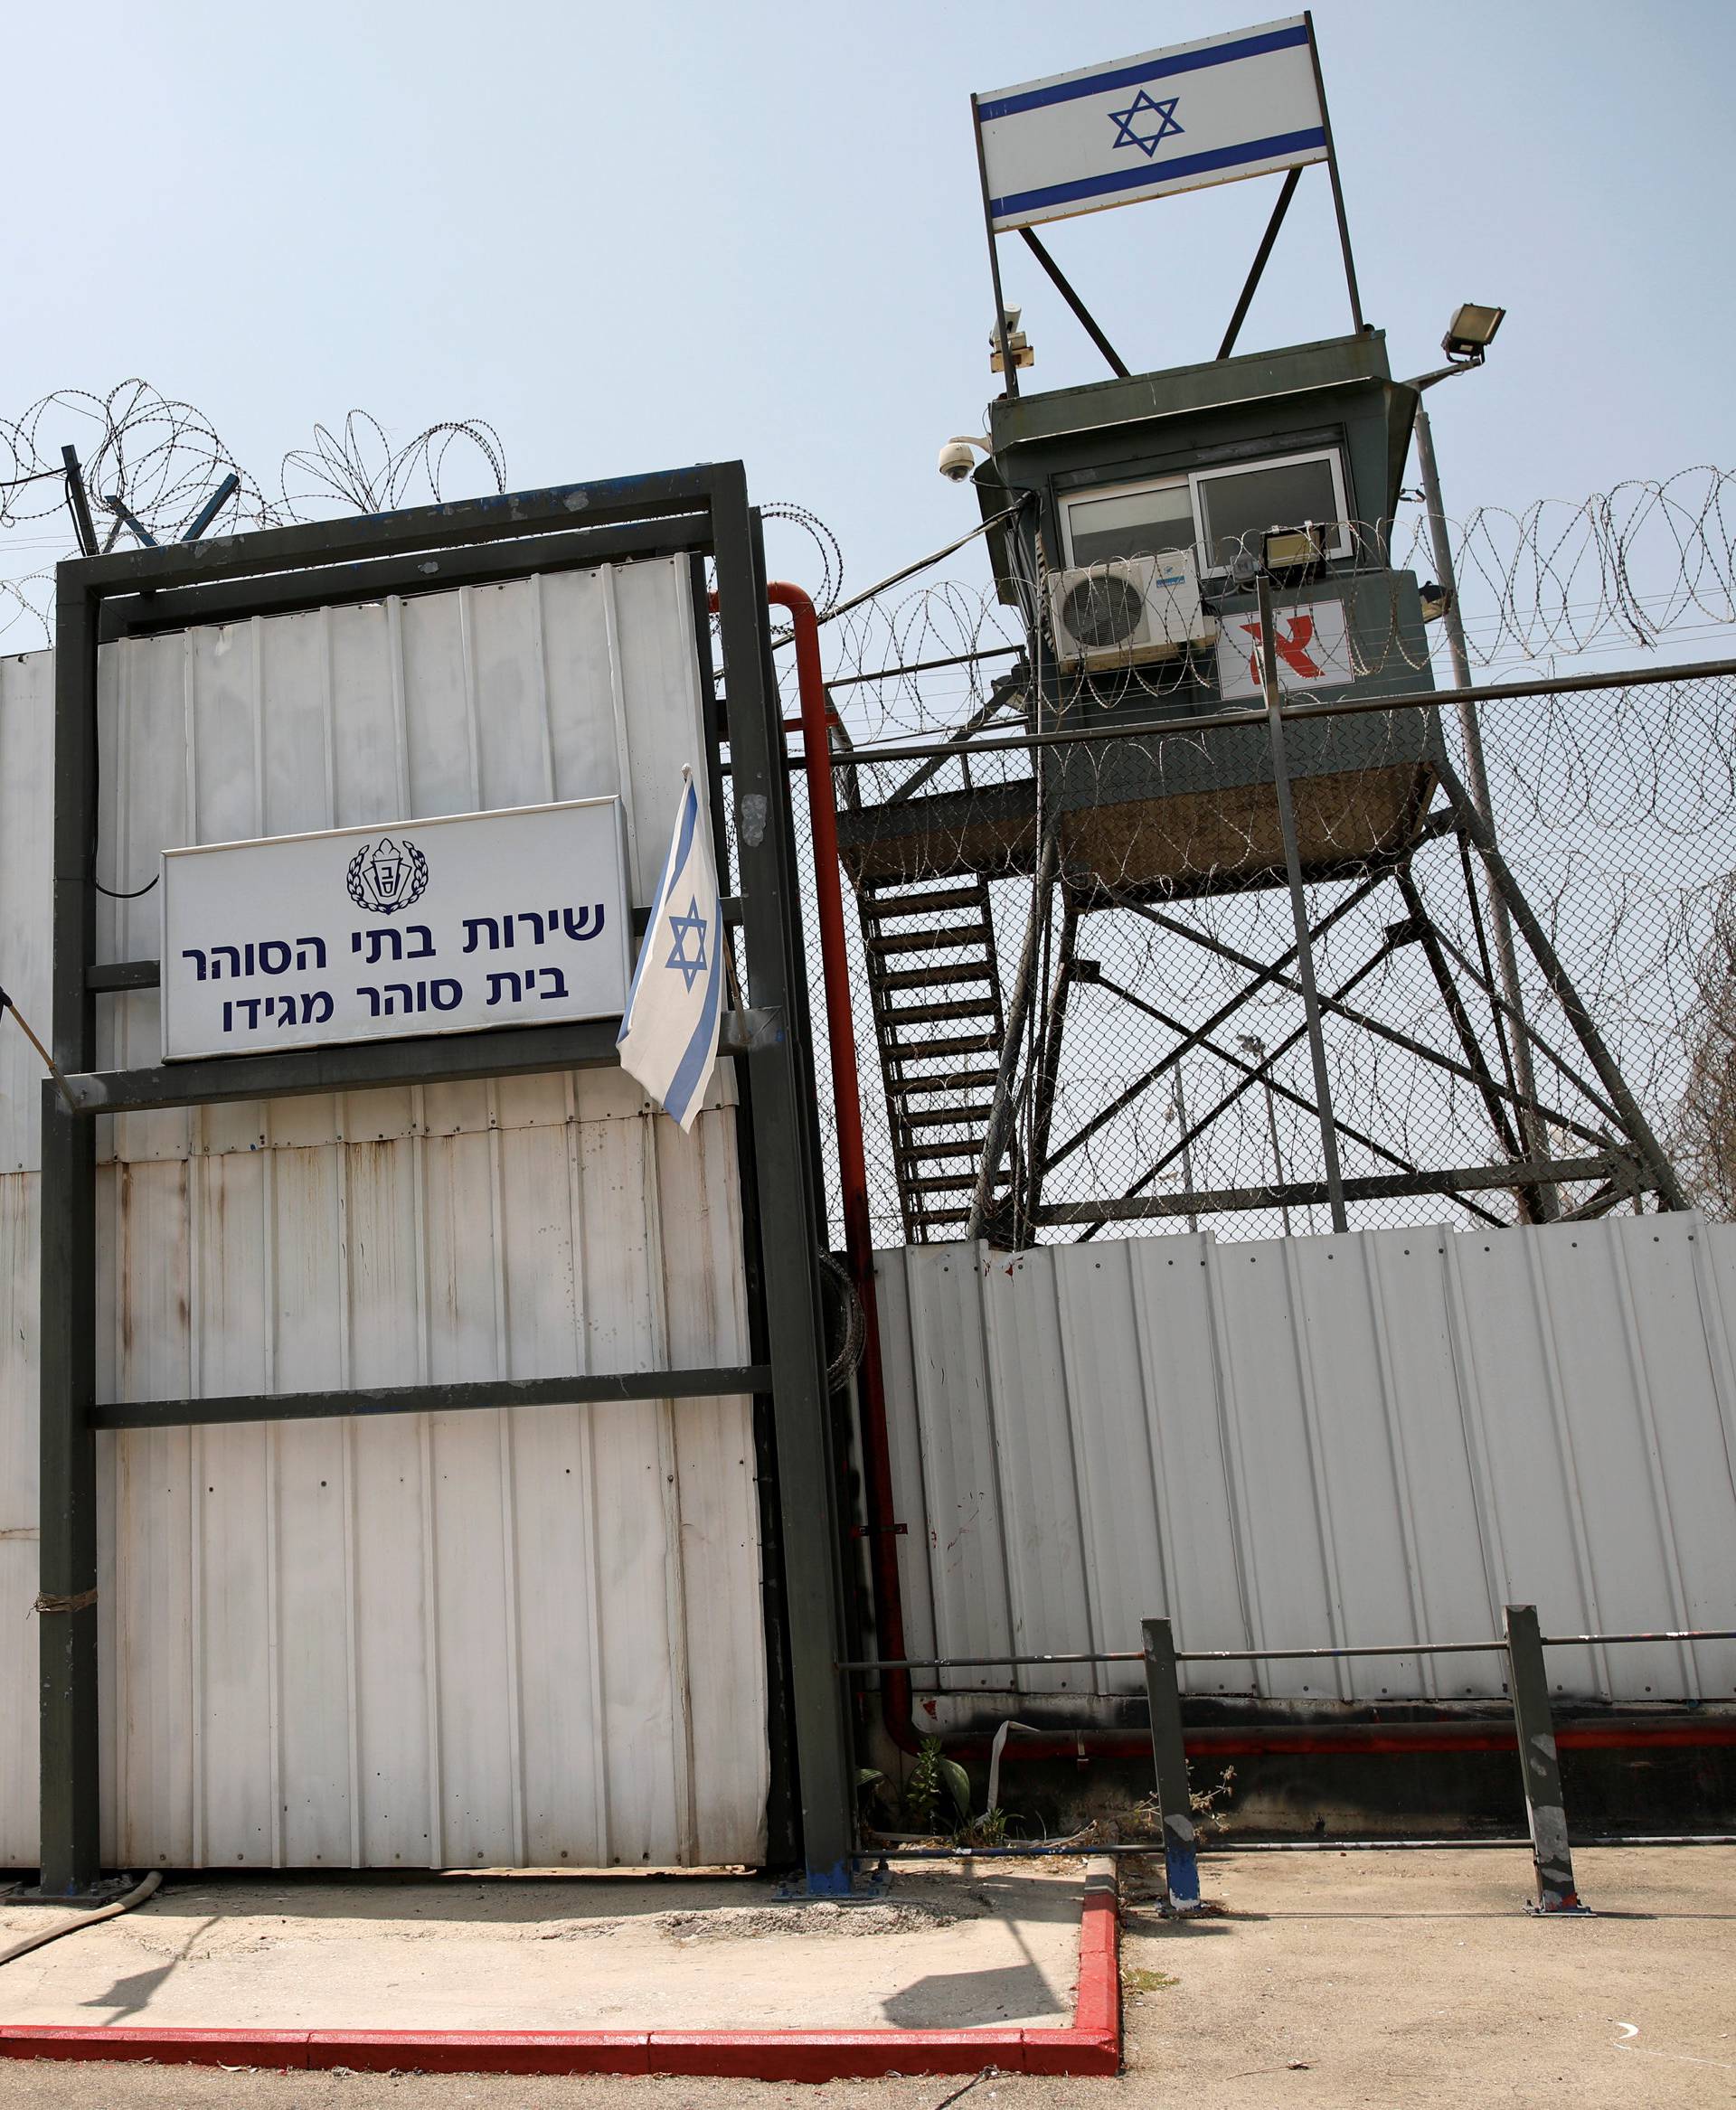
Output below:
[0,381,508,648]
[806,472,1736,742]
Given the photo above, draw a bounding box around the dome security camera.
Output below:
[938,436,989,484]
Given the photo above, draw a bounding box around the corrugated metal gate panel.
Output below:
[0,565,769,1870]
[880,1220,1736,1709]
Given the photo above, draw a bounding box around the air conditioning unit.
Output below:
[1046,550,1216,673]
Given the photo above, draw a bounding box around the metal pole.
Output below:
[970,94,1019,400]
[1504,1605,1590,1915]
[1141,1618,1201,1914]
[1240,1035,1294,1237]
[1217,167,1302,362]
[1304,13,1363,334]
[1173,1068,1198,1235]
[1024,892,1080,1239]
[59,447,99,559]
[1442,766,1689,1213]
[1413,398,1553,1217]
[1017,226,1129,380]
[1257,573,1348,1232]
[967,820,1058,1242]
[39,573,100,1895]
[713,479,858,1894]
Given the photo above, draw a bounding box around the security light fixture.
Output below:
[1261,523,1326,574]
[1441,303,1505,363]
[990,307,1033,374]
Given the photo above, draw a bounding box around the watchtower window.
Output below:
[1059,448,1351,577]
[1192,448,1349,570]
[1062,477,1194,570]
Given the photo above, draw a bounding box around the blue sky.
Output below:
[5,0,1733,630]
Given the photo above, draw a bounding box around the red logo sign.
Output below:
[1238,613,1321,687]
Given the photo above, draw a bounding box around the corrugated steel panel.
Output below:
[880,1220,1736,1712]
[0,565,768,1870]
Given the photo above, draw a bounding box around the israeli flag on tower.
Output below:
[616,768,724,1133]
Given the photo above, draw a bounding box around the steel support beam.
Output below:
[1017,226,1130,380]
[1443,763,1688,1210]
[1038,1155,1624,1227]
[1258,574,1348,1230]
[967,819,1058,1242]
[713,474,857,1893]
[92,1366,772,1432]
[1044,870,1392,1179]
[1114,889,1612,1154]
[1090,967,1506,1229]
[56,1009,772,1116]
[40,574,100,1896]
[1217,166,1301,362]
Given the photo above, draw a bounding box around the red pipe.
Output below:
[924,1719,1736,1763]
[712,583,919,1754]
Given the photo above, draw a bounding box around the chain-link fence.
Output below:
[756,652,1736,1254]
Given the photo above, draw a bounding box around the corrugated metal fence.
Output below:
[0,562,769,1871]
[877,1214,1736,1711]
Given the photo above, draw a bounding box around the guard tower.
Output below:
[832,19,1683,1244]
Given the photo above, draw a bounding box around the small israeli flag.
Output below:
[616,768,724,1133]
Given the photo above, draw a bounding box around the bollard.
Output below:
[1505,1604,1590,1914]
[1142,1616,1201,1914]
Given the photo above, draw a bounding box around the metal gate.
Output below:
[5,471,854,1889]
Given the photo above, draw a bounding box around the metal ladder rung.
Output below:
[887,1069,1000,1095]
[895,1139,986,1163]
[875,961,994,992]
[862,885,991,920]
[882,998,999,1027]
[888,1032,1001,1058]
[909,1174,981,1194]
[900,1103,995,1128]
[870,925,990,956]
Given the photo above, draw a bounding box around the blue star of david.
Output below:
[1108,89,1184,158]
[664,896,709,993]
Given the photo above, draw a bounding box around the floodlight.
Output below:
[1441,303,1505,362]
[990,307,1033,374]
[1262,523,1326,572]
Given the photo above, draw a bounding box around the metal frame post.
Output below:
[1440,761,1688,1212]
[713,474,858,1893]
[1413,397,1552,1215]
[1257,573,1348,1231]
[1141,1617,1200,1914]
[1304,12,1363,334]
[967,817,1058,1242]
[39,574,100,1896]
[1504,1605,1589,1915]
[37,464,854,1895]
[970,93,1020,399]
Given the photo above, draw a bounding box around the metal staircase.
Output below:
[858,877,1008,1242]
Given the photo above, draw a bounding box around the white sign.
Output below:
[1215,597,1357,702]
[161,798,631,1061]
[976,17,1326,232]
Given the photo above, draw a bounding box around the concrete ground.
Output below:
[0,1866,1082,2034]
[0,1845,1731,2105]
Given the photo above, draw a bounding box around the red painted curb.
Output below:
[0,1865,1124,2082]
[0,2026,314,2068]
